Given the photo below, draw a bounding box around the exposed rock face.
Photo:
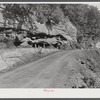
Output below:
[0,18,77,49]
[96,41,100,48]
[20,42,29,47]
[13,19,77,49]
[34,21,48,33]
[64,20,77,42]
[35,19,77,42]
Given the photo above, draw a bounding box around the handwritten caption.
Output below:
[43,89,54,92]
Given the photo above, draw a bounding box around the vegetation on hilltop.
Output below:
[0,4,100,49]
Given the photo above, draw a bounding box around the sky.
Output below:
[89,3,100,10]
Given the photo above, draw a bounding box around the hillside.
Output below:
[51,49,100,88]
[0,5,79,73]
[0,18,78,50]
[0,4,100,88]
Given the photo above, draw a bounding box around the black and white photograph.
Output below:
[0,2,100,89]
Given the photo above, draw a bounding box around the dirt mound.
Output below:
[51,49,100,88]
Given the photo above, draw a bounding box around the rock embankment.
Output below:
[0,48,59,72]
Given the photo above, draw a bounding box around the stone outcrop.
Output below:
[35,19,77,42]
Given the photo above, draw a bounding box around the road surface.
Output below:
[0,50,78,88]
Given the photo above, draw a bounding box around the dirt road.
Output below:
[0,50,78,88]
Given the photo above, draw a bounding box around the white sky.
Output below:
[89,4,100,10]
